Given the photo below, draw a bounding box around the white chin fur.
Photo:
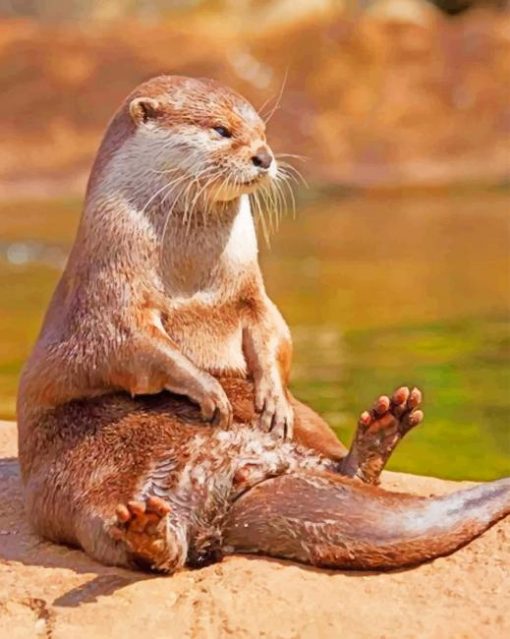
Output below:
[211,174,272,203]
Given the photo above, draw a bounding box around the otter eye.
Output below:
[213,126,232,139]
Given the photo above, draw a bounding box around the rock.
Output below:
[0,420,508,639]
[2,7,510,194]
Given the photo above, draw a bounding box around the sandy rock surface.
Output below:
[0,420,508,639]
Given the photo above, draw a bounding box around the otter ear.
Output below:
[129,97,161,126]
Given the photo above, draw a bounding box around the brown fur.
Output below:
[224,471,510,570]
[17,76,509,574]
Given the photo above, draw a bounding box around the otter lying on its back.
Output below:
[17,76,509,573]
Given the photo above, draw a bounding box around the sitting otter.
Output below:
[17,76,509,573]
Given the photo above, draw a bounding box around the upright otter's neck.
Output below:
[160,194,259,297]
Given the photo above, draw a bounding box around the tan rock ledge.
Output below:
[0,421,508,639]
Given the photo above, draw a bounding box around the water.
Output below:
[1,191,509,479]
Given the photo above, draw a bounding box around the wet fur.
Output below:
[20,379,336,570]
[20,378,510,573]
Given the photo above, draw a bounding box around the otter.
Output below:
[17,76,509,573]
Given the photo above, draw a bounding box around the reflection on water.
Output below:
[0,192,509,479]
[0,240,67,268]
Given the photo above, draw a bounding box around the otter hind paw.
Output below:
[340,386,424,484]
[360,386,423,436]
[110,496,181,572]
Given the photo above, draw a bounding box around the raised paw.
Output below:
[359,386,423,438]
[340,386,424,484]
[109,496,182,572]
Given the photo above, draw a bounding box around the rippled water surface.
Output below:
[1,192,509,479]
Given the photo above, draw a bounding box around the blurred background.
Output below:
[0,0,508,479]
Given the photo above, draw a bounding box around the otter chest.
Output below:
[164,294,248,375]
[159,196,258,375]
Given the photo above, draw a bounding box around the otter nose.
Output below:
[251,147,273,170]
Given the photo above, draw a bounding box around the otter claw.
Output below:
[202,405,232,429]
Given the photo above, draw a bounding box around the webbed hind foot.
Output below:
[110,496,186,573]
[339,386,423,484]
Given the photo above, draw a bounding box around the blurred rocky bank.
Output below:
[0,0,509,196]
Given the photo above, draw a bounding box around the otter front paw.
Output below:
[192,373,233,429]
[254,379,294,439]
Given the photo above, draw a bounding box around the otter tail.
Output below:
[222,473,510,570]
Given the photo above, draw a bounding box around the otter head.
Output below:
[121,75,276,207]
